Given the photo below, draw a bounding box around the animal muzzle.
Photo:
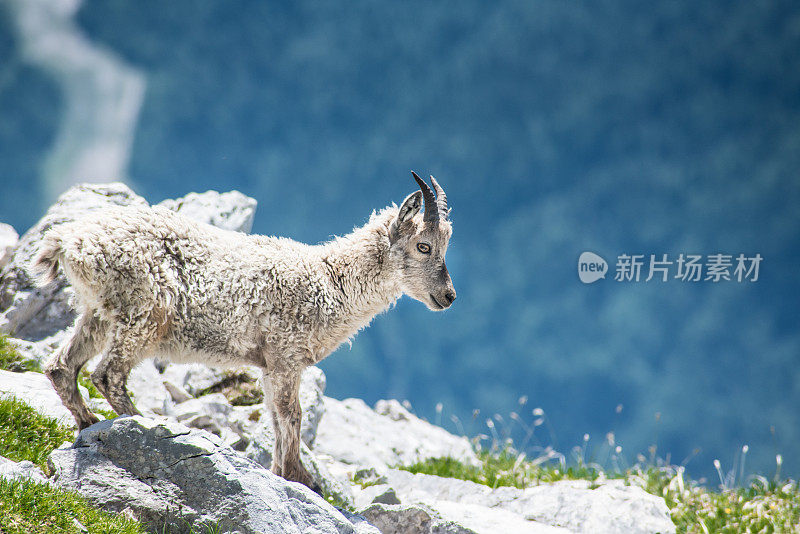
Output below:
[430,287,457,309]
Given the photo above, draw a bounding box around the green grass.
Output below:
[401,452,800,533]
[637,465,800,534]
[401,450,601,489]
[78,368,102,399]
[0,477,144,534]
[0,334,41,372]
[0,396,75,469]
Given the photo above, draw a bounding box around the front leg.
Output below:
[264,368,318,492]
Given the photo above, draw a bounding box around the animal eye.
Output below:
[416,242,431,254]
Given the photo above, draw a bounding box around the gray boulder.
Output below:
[48,416,365,534]
[0,223,18,270]
[0,183,147,340]
[156,190,257,234]
[315,397,478,470]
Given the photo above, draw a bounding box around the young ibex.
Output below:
[33,172,455,491]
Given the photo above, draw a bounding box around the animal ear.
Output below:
[389,191,422,243]
[397,191,422,223]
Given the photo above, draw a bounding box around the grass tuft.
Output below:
[401,450,601,489]
[0,396,75,469]
[0,334,41,373]
[402,452,800,533]
[0,477,144,534]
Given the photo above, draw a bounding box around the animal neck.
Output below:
[318,207,403,330]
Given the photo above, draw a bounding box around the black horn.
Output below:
[412,171,439,223]
[429,175,449,221]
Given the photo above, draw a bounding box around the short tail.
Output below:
[31,230,64,285]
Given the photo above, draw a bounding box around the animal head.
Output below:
[388,172,456,311]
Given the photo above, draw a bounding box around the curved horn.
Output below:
[429,175,449,220]
[411,171,439,222]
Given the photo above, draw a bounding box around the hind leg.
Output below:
[44,312,108,430]
[90,323,153,417]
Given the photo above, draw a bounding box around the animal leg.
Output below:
[44,312,108,430]
[272,368,318,491]
[90,327,148,417]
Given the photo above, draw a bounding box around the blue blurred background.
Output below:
[1,1,798,481]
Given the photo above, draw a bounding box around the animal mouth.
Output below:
[429,293,445,310]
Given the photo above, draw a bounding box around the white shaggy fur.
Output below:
[33,179,455,490]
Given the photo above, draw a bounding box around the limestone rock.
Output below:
[0,455,48,484]
[383,470,675,534]
[157,190,257,234]
[315,397,479,469]
[520,480,676,534]
[48,416,364,534]
[361,501,567,534]
[244,414,355,506]
[161,363,326,447]
[126,359,174,416]
[0,223,18,270]
[355,484,401,509]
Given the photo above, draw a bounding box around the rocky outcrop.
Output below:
[361,501,570,534]
[316,397,479,470]
[158,362,326,448]
[372,469,676,534]
[0,224,18,270]
[156,190,257,234]
[48,416,370,534]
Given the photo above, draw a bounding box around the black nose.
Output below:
[444,290,456,305]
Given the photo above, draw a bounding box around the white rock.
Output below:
[315,397,479,470]
[433,501,569,534]
[0,455,48,484]
[48,416,363,533]
[159,362,223,396]
[354,484,401,509]
[245,413,355,506]
[361,502,568,534]
[170,393,238,439]
[157,190,257,234]
[299,365,326,447]
[126,359,174,416]
[382,470,675,534]
[520,480,675,534]
[0,223,18,270]
[161,363,326,447]
[0,369,82,426]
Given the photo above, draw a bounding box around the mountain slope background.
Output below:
[0,0,798,481]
